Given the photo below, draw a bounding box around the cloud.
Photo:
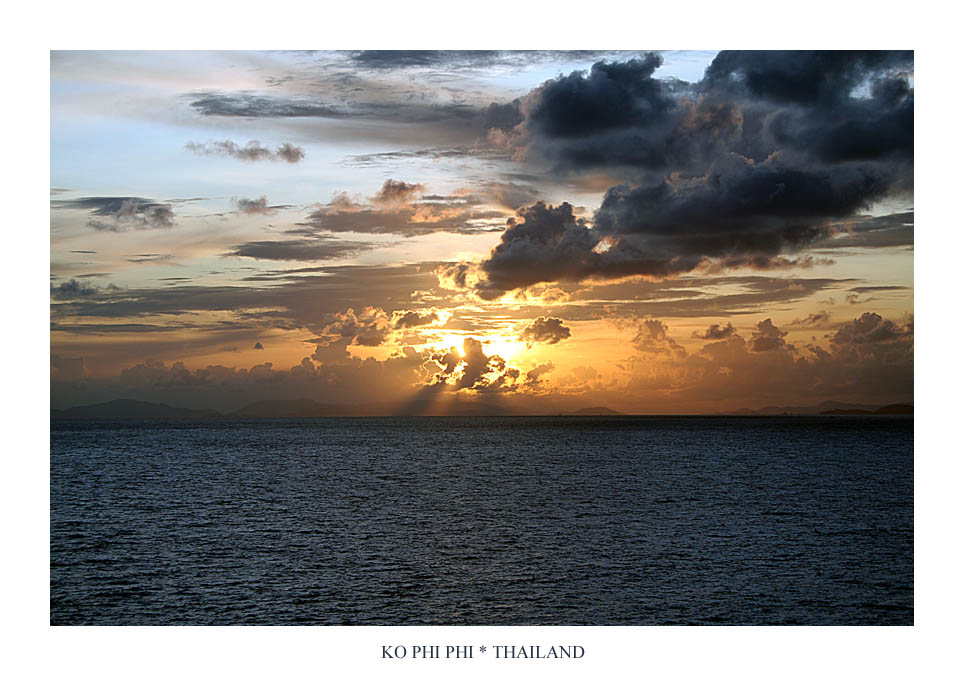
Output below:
[527,55,674,145]
[127,253,174,265]
[789,311,832,328]
[185,140,305,163]
[504,51,912,178]
[313,306,448,355]
[52,348,435,413]
[232,196,291,215]
[49,264,444,333]
[849,285,908,293]
[52,196,177,232]
[525,362,555,388]
[224,237,382,261]
[441,338,520,392]
[830,312,911,346]
[749,319,790,352]
[371,179,424,208]
[519,317,571,345]
[276,143,305,163]
[611,310,912,411]
[345,50,640,72]
[189,94,345,118]
[702,51,913,164]
[632,319,686,357]
[693,322,737,340]
[441,185,859,300]
[592,156,892,254]
[189,93,481,128]
[446,51,913,295]
[52,279,100,299]
[457,337,502,390]
[819,211,914,249]
[348,50,502,69]
[315,307,394,349]
[344,146,504,167]
[392,309,443,330]
[296,181,507,237]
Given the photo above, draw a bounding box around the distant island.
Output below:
[51,398,910,420]
[51,399,223,420]
[725,400,913,416]
[51,398,536,419]
[820,403,913,416]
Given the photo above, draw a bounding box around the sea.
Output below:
[50,415,913,625]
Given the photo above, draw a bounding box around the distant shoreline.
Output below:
[50,398,913,420]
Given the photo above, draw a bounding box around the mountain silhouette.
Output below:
[564,407,624,416]
[51,399,222,419]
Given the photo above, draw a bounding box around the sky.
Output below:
[50,50,914,414]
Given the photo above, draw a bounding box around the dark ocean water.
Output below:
[50,416,913,625]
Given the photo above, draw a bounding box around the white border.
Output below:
[8,2,959,673]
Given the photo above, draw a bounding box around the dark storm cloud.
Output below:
[593,156,892,251]
[528,54,673,140]
[693,322,736,340]
[500,53,718,175]
[446,51,913,295]
[701,51,913,165]
[53,196,177,231]
[505,50,912,176]
[185,140,305,163]
[445,200,814,299]
[702,51,912,106]
[224,237,382,261]
[519,317,571,345]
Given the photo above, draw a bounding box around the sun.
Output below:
[483,335,526,362]
[424,328,527,363]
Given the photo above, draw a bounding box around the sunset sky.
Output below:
[50,50,914,414]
